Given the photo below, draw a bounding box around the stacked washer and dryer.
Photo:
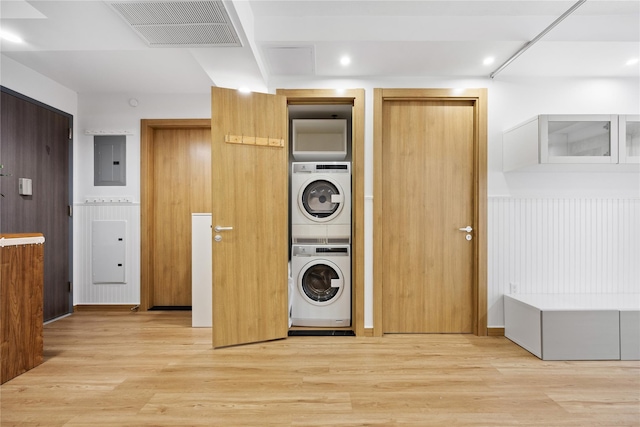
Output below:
[290,119,352,328]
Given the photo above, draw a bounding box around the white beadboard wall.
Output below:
[488,197,640,327]
[73,204,141,305]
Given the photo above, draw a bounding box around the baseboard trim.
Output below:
[487,327,505,337]
[74,305,139,312]
[363,328,374,337]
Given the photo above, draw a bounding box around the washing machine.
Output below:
[291,244,351,327]
[291,162,351,243]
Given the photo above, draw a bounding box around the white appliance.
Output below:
[291,162,351,243]
[291,244,351,327]
[191,213,212,327]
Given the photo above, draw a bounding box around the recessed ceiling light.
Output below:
[238,87,251,94]
[340,56,351,66]
[626,58,639,66]
[0,30,23,44]
[483,57,495,66]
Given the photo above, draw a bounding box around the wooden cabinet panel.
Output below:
[1,234,44,384]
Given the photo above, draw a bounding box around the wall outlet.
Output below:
[510,282,518,294]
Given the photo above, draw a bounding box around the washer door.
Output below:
[298,260,344,306]
[298,178,345,223]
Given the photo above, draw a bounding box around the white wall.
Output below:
[488,197,640,325]
[0,55,78,117]
[74,93,211,305]
[3,55,639,326]
[491,77,640,197]
[77,93,211,202]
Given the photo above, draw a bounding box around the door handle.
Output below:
[458,226,473,232]
[214,226,234,232]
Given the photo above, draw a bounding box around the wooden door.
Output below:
[210,88,289,348]
[375,90,486,334]
[150,128,212,307]
[0,88,72,321]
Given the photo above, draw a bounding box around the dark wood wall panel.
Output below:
[0,88,72,321]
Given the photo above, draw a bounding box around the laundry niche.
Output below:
[287,103,354,332]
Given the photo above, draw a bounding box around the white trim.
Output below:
[0,236,45,247]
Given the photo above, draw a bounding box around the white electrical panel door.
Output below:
[92,220,126,283]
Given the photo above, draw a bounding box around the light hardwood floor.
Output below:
[1,311,638,426]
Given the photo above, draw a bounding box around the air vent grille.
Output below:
[109,1,241,47]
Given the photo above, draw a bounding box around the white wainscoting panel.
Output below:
[74,204,141,305]
[488,197,640,327]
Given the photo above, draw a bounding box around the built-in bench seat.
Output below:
[504,294,640,360]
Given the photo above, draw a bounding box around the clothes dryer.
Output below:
[291,162,351,243]
[291,244,351,327]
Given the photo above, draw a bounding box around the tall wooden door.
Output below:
[210,87,289,348]
[375,90,485,334]
[150,127,212,307]
[0,88,72,321]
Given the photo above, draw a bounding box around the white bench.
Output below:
[504,294,640,360]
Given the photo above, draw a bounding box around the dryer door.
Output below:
[298,178,345,223]
[299,260,344,306]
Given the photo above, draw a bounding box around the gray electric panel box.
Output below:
[94,135,126,186]
[92,220,126,284]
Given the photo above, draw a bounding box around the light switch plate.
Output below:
[18,178,32,195]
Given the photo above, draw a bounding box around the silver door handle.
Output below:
[214,226,233,232]
[458,226,473,232]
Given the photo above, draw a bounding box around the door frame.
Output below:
[276,89,365,337]
[140,118,211,311]
[372,88,488,336]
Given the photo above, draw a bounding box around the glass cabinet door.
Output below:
[540,115,618,164]
[619,115,640,164]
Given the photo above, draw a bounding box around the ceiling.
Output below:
[1,0,638,95]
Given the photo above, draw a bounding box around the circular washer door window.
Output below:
[299,179,344,222]
[299,261,344,306]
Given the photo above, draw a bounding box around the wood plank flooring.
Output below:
[1,311,638,426]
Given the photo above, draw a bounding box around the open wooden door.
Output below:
[210,87,289,348]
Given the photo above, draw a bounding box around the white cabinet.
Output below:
[541,115,617,164]
[191,213,212,328]
[504,294,640,361]
[503,114,639,171]
[292,119,347,161]
[619,114,640,164]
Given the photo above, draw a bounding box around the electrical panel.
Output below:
[94,135,126,186]
[92,220,126,284]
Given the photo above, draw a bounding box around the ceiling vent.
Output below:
[108,1,242,47]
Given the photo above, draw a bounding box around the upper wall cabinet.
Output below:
[619,115,640,164]
[541,115,617,164]
[503,114,640,171]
